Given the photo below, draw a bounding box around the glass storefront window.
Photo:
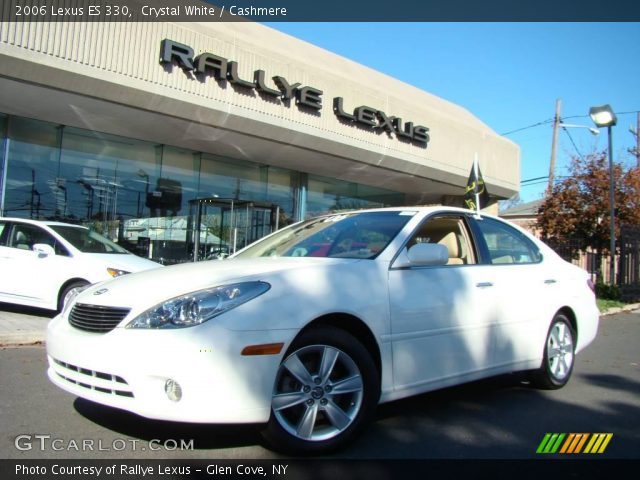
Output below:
[155,145,200,217]
[199,155,296,225]
[0,113,7,216]
[306,174,405,219]
[141,146,201,264]
[1,113,406,264]
[4,116,60,219]
[59,127,159,232]
[199,153,260,200]
[256,166,296,226]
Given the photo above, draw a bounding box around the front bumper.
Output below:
[46,313,296,424]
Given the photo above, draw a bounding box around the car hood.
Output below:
[79,252,162,273]
[74,257,359,309]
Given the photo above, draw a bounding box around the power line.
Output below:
[522,176,572,188]
[521,179,550,188]
[501,110,640,136]
[564,110,640,120]
[521,175,548,184]
[500,119,554,136]
[562,126,584,160]
[561,114,590,121]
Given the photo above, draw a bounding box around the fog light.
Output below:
[164,379,182,402]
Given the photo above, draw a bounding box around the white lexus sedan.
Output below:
[46,207,599,453]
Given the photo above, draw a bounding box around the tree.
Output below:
[537,152,640,256]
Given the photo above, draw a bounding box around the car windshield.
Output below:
[234,211,415,260]
[49,225,130,254]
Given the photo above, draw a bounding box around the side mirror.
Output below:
[393,243,448,268]
[33,243,55,258]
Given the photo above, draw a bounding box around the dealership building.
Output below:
[0,19,519,264]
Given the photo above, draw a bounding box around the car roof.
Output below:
[306,206,537,238]
[0,217,88,229]
[316,205,486,217]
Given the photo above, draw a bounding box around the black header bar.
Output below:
[1,0,639,22]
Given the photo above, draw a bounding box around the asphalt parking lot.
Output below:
[1,303,639,461]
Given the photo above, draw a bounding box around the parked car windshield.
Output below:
[49,225,130,254]
[234,211,415,259]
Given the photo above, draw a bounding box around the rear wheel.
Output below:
[263,326,379,454]
[531,313,575,389]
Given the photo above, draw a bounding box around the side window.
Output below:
[9,224,35,250]
[475,217,541,265]
[8,223,67,255]
[407,215,476,266]
[0,221,7,246]
[54,240,70,256]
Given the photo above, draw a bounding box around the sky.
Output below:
[265,22,640,203]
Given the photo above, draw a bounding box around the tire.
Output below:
[58,280,89,312]
[262,325,380,454]
[531,313,576,390]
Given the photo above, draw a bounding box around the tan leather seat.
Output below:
[14,231,31,250]
[439,232,464,265]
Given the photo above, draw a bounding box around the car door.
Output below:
[0,219,13,299]
[470,216,555,369]
[0,222,73,308]
[388,213,501,392]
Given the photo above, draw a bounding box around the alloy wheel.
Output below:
[546,320,574,381]
[271,345,364,442]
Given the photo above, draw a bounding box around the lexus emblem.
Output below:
[93,288,109,296]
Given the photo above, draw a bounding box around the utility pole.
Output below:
[628,112,640,167]
[548,98,562,194]
[635,112,640,167]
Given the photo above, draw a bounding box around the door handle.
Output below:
[476,282,494,288]
[544,279,557,285]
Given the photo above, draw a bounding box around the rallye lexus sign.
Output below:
[160,39,430,148]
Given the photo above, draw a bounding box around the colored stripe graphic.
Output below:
[584,433,614,454]
[536,433,565,453]
[537,433,613,454]
[566,433,588,453]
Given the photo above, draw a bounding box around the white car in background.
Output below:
[0,218,161,311]
[46,207,599,453]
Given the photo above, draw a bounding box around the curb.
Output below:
[0,334,44,347]
[601,303,640,317]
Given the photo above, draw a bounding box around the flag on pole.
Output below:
[464,154,490,212]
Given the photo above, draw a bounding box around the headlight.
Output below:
[126,281,270,329]
[107,267,130,277]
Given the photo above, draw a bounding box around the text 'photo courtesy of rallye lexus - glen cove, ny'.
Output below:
[46,206,600,454]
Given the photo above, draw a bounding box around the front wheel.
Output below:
[531,313,576,390]
[262,326,380,454]
[58,281,89,312]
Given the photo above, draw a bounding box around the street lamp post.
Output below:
[589,104,617,286]
[548,98,599,193]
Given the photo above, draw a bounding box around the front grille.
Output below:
[69,303,131,333]
[52,358,134,398]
